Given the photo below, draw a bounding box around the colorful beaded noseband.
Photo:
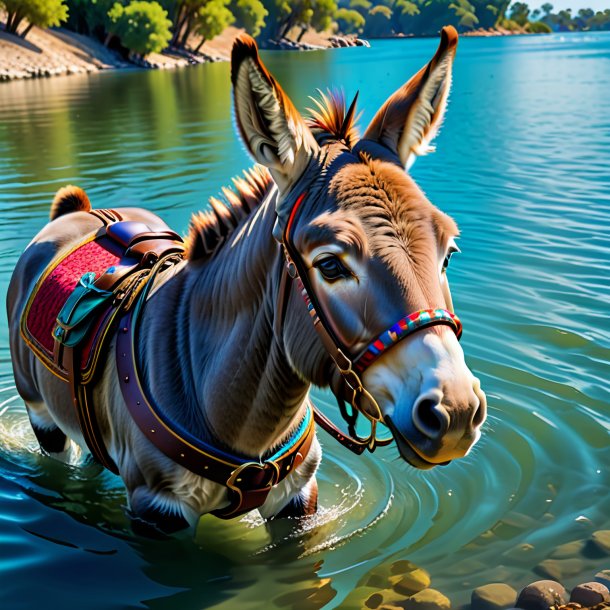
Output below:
[353,309,462,374]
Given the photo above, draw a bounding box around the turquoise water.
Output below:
[0,32,609,609]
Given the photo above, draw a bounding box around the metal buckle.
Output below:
[337,362,383,424]
[226,461,280,491]
[220,461,280,518]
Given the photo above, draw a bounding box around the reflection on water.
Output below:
[0,32,609,609]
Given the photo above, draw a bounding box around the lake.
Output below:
[0,31,609,610]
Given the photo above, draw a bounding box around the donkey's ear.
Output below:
[231,34,319,193]
[362,26,458,169]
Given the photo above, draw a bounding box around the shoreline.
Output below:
[0,22,536,84]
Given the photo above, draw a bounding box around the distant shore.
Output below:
[0,20,533,84]
[0,22,371,83]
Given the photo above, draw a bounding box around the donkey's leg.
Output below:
[274,477,318,519]
[127,486,194,538]
[25,400,70,456]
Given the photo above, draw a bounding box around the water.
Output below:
[1,31,609,609]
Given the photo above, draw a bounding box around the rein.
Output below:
[279,191,463,454]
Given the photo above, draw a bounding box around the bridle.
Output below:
[278,190,463,454]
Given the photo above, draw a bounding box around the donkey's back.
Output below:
[7,187,172,451]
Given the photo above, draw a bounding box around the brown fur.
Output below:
[50,185,91,221]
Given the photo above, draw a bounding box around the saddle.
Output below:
[21,210,185,472]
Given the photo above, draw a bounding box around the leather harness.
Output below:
[22,189,462,518]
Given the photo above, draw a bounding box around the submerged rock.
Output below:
[534,558,585,581]
[402,588,451,610]
[591,532,610,555]
[570,582,610,606]
[595,570,610,589]
[389,569,431,595]
[516,580,567,610]
[472,583,518,610]
[550,540,586,559]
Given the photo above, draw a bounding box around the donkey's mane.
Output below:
[186,91,359,261]
[186,165,273,261]
[306,89,360,148]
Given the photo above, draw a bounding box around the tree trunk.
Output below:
[171,3,185,44]
[297,26,307,42]
[179,21,193,48]
[195,38,206,53]
[20,22,33,39]
[104,32,114,47]
[172,4,191,46]
[278,17,294,40]
[12,9,26,35]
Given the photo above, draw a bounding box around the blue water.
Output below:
[0,31,609,609]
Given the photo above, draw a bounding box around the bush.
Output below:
[526,20,552,33]
[107,1,172,56]
[2,0,68,38]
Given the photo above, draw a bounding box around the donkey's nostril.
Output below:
[412,393,450,440]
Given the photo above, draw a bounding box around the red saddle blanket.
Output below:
[22,236,120,373]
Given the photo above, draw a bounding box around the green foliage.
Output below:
[349,0,371,16]
[65,0,116,35]
[525,20,551,33]
[194,0,234,44]
[310,0,338,31]
[2,0,68,38]
[363,4,392,37]
[449,0,478,30]
[498,17,521,30]
[466,0,505,28]
[540,3,553,17]
[335,7,365,34]
[509,1,529,26]
[230,0,267,37]
[108,1,172,56]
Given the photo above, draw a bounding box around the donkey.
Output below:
[7,27,486,535]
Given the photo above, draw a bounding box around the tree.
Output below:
[2,0,68,38]
[509,1,530,26]
[363,4,392,37]
[540,3,553,17]
[450,0,479,30]
[311,0,337,31]
[335,7,365,34]
[107,1,172,57]
[230,0,267,37]
[349,0,371,16]
[192,0,234,51]
[65,0,117,36]
[394,0,419,34]
[526,20,551,32]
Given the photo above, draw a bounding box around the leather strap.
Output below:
[116,255,316,519]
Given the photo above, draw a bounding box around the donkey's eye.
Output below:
[442,246,460,272]
[314,255,351,282]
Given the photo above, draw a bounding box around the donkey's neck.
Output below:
[138,189,309,458]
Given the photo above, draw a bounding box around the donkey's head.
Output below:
[230,28,486,469]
